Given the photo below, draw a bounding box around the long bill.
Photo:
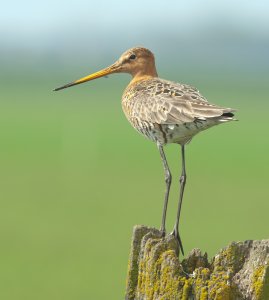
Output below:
[53,63,120,91]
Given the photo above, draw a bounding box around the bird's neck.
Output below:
[129,74,154,85]
[129,68,158,86]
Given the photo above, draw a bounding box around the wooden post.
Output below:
[125,225,269,300]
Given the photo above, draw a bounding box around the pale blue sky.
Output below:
[2,0,268,46]
[1,0,269,70]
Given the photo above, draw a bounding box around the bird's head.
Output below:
[54,47,157,91]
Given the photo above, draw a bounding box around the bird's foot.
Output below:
[170,228,184,256]
[159,227,166,238]
[181,268,194,279]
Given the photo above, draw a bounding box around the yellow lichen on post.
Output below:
[125,226,269,300]
[192,268,210,299]
[207,244,237,299]
[126,225,159,300]
[135,230,188,300]
[252,266,266,299]
[252,265,269,300]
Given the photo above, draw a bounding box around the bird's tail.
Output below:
[219,110,238,122]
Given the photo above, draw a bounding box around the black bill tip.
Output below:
[53,81,79,91]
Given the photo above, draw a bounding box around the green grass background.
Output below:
[1,66,268,299]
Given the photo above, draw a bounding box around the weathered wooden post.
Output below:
[125,225,269,300]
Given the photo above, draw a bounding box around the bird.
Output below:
[54,47,236,255]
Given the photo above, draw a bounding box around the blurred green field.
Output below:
[0,70,268,299]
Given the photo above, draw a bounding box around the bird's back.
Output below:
[122,78,235,145]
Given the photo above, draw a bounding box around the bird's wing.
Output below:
[129,79,234,125]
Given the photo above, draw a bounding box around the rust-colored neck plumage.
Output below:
[130,69,158,86]
[129,56,158,85]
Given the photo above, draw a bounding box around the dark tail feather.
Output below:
[220,111,238,121]
[222,112,234,118]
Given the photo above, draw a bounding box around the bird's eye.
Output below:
[129,54,136,60]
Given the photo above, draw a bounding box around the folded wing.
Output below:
[130,79,235,125]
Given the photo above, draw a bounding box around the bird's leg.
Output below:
[157,142,172,236]
[171,145,186,255]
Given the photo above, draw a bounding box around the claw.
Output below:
[170,229,184,256]
[159,227,166,238]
